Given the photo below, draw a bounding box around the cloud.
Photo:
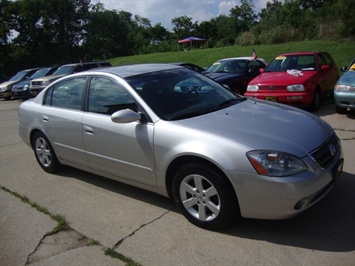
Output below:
[92,0,270,30]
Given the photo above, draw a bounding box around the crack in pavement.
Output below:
[26,229,91,265]
[112,207,176,250]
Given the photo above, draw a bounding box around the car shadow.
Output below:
[56,166,175,210]
[316,98,355,118]
[56,166,354,253]
[223,170,355,252]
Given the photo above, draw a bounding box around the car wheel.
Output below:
[310,89,320,112]
[172,163,238,230]
[335,105,347,114]
[32,132,61,173]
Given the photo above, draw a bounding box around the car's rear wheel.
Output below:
[172,163,238,230]
[32,132,61,173]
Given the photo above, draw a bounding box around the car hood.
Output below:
[177,99,332,157]
[14,80,31,87]
[0,80,17,88]
[32,74,65,82]
[205,72,242,82]
[336,70,355,86]
[249,71,316,85]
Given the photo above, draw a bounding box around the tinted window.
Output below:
[53,66,75,75]
[322,53,334,66]
[247,60,265,72]
[126,68,238,121]
[317,54,326,67]
[88,77,137,115]
[44,77,86,110]
[266,55,316,71]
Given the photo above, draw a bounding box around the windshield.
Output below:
[29,68,50,79]
[204,60,247,74]
[9,71,27,81]
[53,66,75,75]
[265,55,316,72]
[126,68,245,121]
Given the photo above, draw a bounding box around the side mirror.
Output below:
[111,109,141,123]
[259,68,264,73]
[321,65,330,71]
[340,66,348,72]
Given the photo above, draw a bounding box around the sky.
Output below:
[91,0,271,31]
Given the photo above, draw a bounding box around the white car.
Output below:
[18,64,344,230]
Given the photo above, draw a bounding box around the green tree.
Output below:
[0,0,14,74]
[83,6,137,59]
[230,0,257,34]
[171,15,198,39]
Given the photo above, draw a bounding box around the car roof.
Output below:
[21,67,40,72]
[92,63,183,78]
[277,52,326,56]
[217,57,265,61]
[60,61,110,67]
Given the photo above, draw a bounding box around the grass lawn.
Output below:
[109,40,354,70]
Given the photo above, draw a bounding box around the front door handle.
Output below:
[42,115,49,122]
[83,125,94,135]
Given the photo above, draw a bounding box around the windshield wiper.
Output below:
[214,98,246,110]
[168,111,210,121]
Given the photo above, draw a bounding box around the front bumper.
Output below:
[13,89,31,99]
[0,91,13,99]
[244,91,313,107]
[29,85,46,97]
[334,91,355,110]
[226,136,343,220]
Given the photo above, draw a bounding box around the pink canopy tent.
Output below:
[177,36,205,49]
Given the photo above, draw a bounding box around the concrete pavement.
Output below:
[1,99,354,266]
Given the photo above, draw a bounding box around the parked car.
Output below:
[245,52,339,111]
[29,61,112,97]
[12,66,59,100]
[0,68,39,100]
[174,62,205,73]
[18,64,343,230]
[204,57,266,95]
[334,58,355,114]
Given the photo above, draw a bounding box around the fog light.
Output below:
[294,198,309,210]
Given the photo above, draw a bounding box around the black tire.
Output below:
[172,163,239,230]
[310,88,320,112]
[335,105,347,114]
[32,132,61,173]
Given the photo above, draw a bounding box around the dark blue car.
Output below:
[204,57,266,95]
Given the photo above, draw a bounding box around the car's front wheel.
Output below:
[32,132,61,173]
[172,163,238,230]
[310,88,320,112]
[335,105,347,114]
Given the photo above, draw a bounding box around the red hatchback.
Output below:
[245,52,339,111]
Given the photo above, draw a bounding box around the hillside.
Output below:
[109,41,355,69]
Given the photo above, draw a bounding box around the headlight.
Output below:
[247,150,307,177]
[23,84,29,90]
[287,84,304,91]
[42,80,51,86]
[247,85,259,92]
[334,84,355,92]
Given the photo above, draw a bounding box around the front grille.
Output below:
[310,134,339,169]
[31,81,42,86]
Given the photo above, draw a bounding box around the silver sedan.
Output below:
[18,64,344,230]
